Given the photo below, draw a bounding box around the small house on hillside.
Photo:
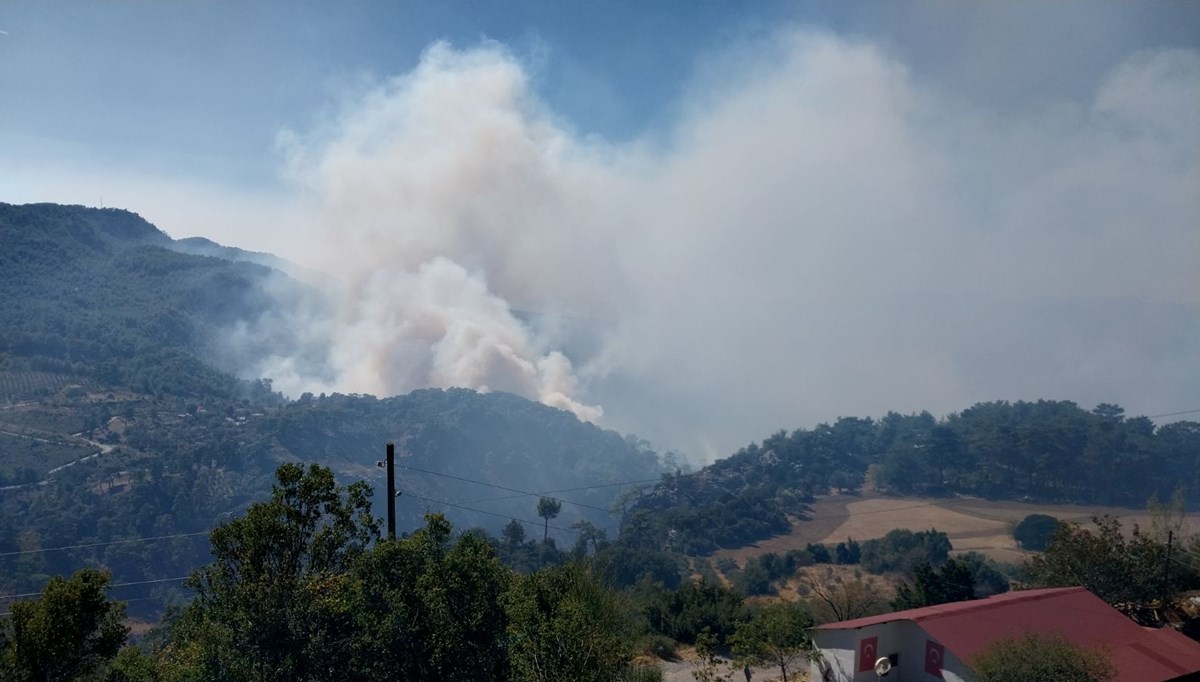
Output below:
[809,586,1200,682]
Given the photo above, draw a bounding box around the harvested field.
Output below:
[713,492,1200,567]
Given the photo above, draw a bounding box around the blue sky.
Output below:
[2,2,1198,457]
[4,1,1195,191]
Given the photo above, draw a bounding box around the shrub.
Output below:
[973,633,1114,682]
[1013,514,1060,551]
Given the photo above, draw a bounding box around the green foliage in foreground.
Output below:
[4,463,651,682]
[0,568,127,682]
[972,633,1114,682]
[643,579,747,646]
[731,601,813,682]
[1023,515,1195,623]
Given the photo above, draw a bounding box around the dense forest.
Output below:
[0,202,292,400]
[2,203,1198,658]
[0,204,664,610]
[4,462,1199,682]
[0,386,665,607]
[626,402,1200,554]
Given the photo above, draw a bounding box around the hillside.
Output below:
[0,203,665,608]
[0,202,289,399]
[623,402,1200,555]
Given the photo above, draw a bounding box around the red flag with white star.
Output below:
[925,639,945,678]
[858,636,878,672]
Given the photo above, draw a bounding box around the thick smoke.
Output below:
[246,32,1197,460]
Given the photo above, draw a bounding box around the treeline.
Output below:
[0,388,665,610]
[626,401,1200,553]
[9,465,1195,682]
[0,465,814,682]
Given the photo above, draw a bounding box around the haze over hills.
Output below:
[0,202,665,601]
[1,5,1198,679]
[3,201,1199,679]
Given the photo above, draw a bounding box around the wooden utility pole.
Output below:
[1162,530,1174,608]
[387,441,396,540]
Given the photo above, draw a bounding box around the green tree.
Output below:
[690,629,731,682]
[503,518,527,545]
[733,558,773,596]
[1013,513,1060,551]
[1024,516,1169,622]
[0,568,128,682]
[570,519,607,556]
[349,513,511,681]
[891,558,976,610]
[859,528,952,574]
[731,601,813,682]
[505,563,637,682]
[101,646,164,682]
[171,463,379,682]
[972,632,1114,682]
[644,579,746,646]
[537,497,562,543]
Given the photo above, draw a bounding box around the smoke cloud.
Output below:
[243,31,1198,460]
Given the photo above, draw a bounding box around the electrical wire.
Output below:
[0,531,209,558]
[0,575,189,601]
[398,488,587,536]
[1,405,1195,597]
[396,464,616,514]
[463,477,663,505]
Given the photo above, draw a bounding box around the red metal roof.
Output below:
[816,587,1200,682]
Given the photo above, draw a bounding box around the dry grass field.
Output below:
[713,492,1200,567]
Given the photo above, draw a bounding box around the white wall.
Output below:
[811,621,974,682]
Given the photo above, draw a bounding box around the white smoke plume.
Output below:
[250,32,1198,460]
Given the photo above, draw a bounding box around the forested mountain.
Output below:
[0,203,664,609]
[4,202,1197,624]
[0,202,286,398]
[624,401,1200,554]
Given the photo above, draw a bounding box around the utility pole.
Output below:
[387,441,396,540]
[1162,530,1174,609]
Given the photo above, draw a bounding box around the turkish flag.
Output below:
[858,636,878,672]
[925,639,945,678]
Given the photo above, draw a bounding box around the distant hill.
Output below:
[0,202,288,398]
[0,203,665,608]
[622,400,1200,555]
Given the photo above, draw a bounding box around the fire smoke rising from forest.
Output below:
[237,31,1198,460]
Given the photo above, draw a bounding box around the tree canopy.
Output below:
[972,633,1114,682]
[0,568,127,682]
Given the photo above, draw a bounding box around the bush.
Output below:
[733,559,774,596]
[860,529,951,574]
[643,579,747,646]
[1013,514,1060,551]
[973,633,1114,682]
[642,635,678,661]
[835,539,861,564]
[786,548,814,570]
[716,557,740,575]
[806,543,832,563]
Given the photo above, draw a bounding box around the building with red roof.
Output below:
[809,587,1200,681]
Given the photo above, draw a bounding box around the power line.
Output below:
[1147,409,1200,420]
[399,488,586,536]
[397,464,619,514]
[464,476,662,505]
[2,404,1195,593]
[0,575,190,601]
[0,531,209,558]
